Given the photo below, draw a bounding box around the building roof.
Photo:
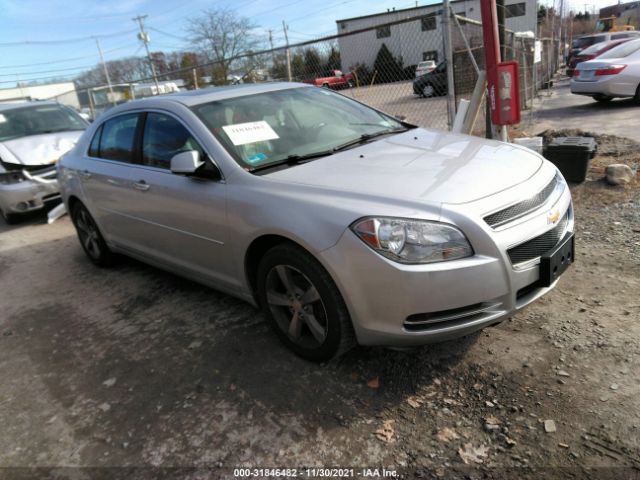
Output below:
[336,1,464,23]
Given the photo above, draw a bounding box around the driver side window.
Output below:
[142,113,202,169]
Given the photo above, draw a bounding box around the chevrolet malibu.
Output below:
[58,83,574,360]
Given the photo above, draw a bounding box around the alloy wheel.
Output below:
[74,208,101,260]
[423,85,434,97]
[265,264,328,348]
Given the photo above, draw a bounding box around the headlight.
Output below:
[0,171,25,185]
[351,217,473,264]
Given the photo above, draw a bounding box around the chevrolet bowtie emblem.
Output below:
[547,209,560,224]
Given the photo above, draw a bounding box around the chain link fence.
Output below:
[44,10,558,137]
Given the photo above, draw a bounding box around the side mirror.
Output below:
[170,151,204,175]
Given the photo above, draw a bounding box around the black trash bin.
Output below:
[543,137,597,183]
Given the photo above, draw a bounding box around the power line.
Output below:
[147,27,190,42]
[0,28,138,47]
[0,42,141,70]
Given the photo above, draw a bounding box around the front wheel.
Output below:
[593,94,612,103]
[257,243,355,361]
[70,202,115,267]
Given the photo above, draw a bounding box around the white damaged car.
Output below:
[0,102,88,224]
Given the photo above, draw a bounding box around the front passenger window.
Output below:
[142,113,202,169]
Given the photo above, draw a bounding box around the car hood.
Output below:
[265,128,544,205]
[0,130,84,166]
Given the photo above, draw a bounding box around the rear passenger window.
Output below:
[142,113,202,169]
[98,114,140,162]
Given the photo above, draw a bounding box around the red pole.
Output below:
[480,0,521,127]
[480,0,501,123]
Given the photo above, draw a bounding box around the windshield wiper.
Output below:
[332,127,409,152]
[250,127,409,174]
[250,149,334,173]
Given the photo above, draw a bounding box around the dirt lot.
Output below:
[0,135,639,480]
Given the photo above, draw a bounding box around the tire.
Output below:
[593,94,612,103]
[70,202,115,267]
[347,80,354,88]
[634,84,640,105]
[422,84,435,98]
[322,82,330,89]
[256,243,355,361]
[1,209,19,225]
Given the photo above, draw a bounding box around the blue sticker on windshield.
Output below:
[247,153,267,164]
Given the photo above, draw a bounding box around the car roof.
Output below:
[0,100,61,112]
[126,82,311,108]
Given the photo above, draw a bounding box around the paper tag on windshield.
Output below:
[0,114,6,124]
[222,121,279,146]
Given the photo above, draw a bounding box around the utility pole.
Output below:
[192,68,199,89]
[282,21,292,82]
[95,38,116,107]
[133,14,161,93]
[268,29,276,66]
[442,0,456,129]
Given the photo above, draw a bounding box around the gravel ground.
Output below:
[0,136,638,480]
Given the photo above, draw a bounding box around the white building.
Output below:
[336,0,537,71]
[0,82,80,109]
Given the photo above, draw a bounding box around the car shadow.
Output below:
[2,234,480,465]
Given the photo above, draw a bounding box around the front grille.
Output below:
[484,174,559,228]
[507,211,569,265]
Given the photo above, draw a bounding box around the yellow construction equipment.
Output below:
[596,16,636,32]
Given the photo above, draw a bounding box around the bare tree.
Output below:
[186,8,261,84]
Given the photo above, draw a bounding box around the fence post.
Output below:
[442,0,456,129]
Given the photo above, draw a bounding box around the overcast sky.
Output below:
[0,0,622,88]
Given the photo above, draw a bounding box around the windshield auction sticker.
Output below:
[222,121,279,146]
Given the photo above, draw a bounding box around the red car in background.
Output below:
[566,38,632,76]
[302,70,355,89]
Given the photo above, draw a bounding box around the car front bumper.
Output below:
[0,167,60,216]
[319,169,574,346]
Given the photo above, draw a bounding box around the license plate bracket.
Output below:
[539,233,574,287]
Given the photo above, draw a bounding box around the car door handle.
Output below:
[78,170,92,179]
[133,180,150,191]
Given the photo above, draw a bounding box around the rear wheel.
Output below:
[70,202,115,267]
[422,84,435,97]
[257,243,355,361]
[634,84,640,105]
[593,94,612,103]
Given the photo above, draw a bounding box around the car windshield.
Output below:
[192,87,408,170]
[598,39,640,59]
[0,104,86,143]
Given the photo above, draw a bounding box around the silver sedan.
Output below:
[571,38,640,102]
[58,83,574,360]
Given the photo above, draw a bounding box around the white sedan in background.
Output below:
[571,38,640,103]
